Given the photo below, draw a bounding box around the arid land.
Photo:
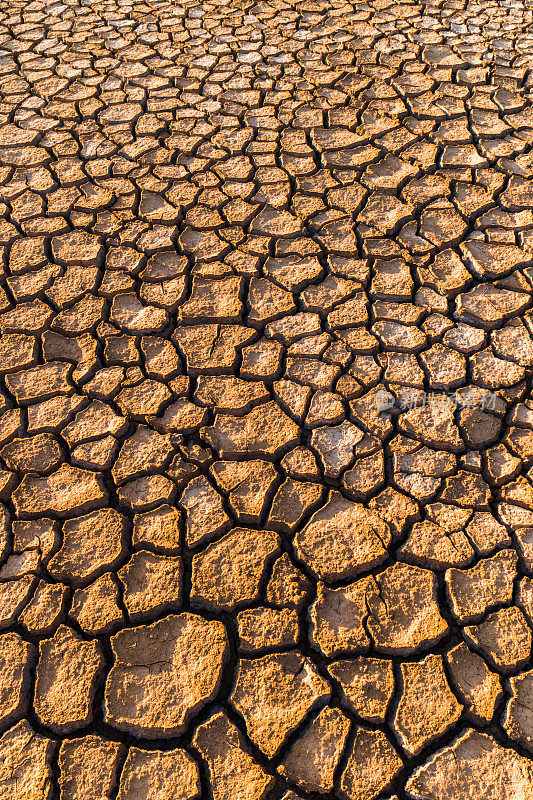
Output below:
[0,0,533,798]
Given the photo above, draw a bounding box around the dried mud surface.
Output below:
[1,0,533,797]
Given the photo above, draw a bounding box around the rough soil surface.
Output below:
[1,0,533,796]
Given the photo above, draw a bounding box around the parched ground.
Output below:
[1,0,533,797]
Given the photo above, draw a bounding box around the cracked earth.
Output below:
[2,0,533,797]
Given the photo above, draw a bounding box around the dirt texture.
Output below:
[1,0,533,796]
